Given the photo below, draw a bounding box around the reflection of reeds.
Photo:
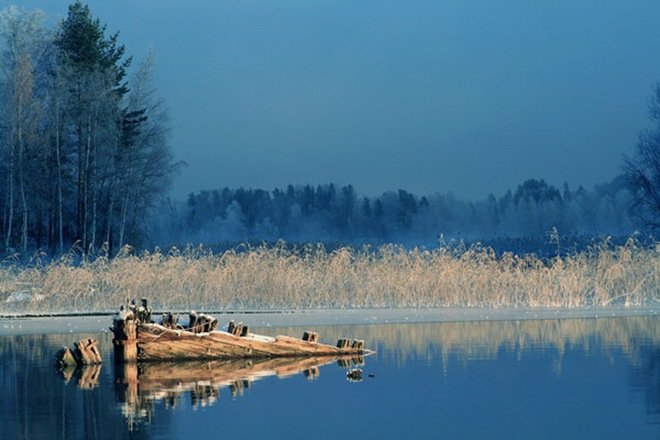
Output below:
[0,239,658,314]
[1,317,657,366]
[368,317,659,367]
[264,316,660,371]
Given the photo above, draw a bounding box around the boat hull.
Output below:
[113,320,369,363]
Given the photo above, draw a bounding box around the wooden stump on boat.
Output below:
[302,331,319,343]
[112,309,138,363]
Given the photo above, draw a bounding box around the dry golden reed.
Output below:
[0,238,658,314]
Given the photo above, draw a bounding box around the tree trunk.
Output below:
[89,106,99,253]
[105,191,115,251]
[17,96,27,253]
[5,152,14,251]
[76,80,85,248]
[81,113,93,252]
[55,99,64,253]
[15,61,31,254]
[118,193,129,249]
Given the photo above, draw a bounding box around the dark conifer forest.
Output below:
[152,176,638,251]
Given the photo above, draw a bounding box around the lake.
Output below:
[1,316,658,439]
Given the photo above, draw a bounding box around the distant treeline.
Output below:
[150,176,638,249]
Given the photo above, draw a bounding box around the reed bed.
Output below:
[0,238,658,314]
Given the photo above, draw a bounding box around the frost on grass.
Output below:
[0,238,657,314]
[5,290,44,303]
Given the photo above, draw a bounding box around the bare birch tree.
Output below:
[625,84,660,231]
[0,7,48,252]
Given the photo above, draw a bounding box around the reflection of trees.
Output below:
[1,334,80,440]
[0,333,154,440]
[629,346,660,418]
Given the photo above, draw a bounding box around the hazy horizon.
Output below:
[16,0,660,200]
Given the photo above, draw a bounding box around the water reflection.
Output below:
[59,364,103,389]
[1,315,658,439]
[113,355,365,429]
[630,346,660,418]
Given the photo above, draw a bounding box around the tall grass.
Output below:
[0,238,657,314]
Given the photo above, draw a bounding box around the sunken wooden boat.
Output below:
[111,299,370,363]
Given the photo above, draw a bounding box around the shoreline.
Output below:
[0,305,657,336]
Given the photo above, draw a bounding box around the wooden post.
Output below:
[161,312,178,329]
[231,322,243,336]
[197,314,208,332]
[137,297,152,323]
[302,331,319,342]
[351,340,364,350]
[112,311,138,363]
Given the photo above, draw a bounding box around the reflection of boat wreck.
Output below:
[115,355,365,427]
[59,364,103,389]
[111,300,370,362]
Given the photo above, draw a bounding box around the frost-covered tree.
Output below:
[0,6,49,253]
[113,53,181,249]
[0,2,178,256]
[625,84,660,231]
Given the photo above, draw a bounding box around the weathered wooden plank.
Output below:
[112,310,370,362]
[73,338,103,365]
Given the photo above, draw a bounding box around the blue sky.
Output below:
[14,0,660,199]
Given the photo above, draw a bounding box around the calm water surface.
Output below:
[1,317,658,439]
